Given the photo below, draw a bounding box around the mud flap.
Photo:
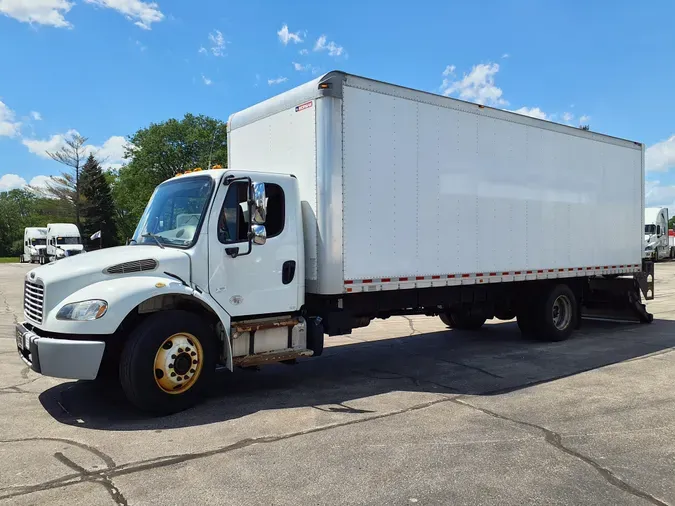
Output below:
[582,273,653,324]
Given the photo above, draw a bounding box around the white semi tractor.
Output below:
[20,228,47,264]
[17,71,654,415]
[45,223,84,263]
[644,207,673,260]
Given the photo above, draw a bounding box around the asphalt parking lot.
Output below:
[1,262,675,505]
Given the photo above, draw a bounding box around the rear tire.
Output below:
[441,310,486,330]
[119,310,218,415]
[519,284,577,342]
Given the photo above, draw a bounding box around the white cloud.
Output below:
[510,107,548,120]
[0,0,73,28]
[442,65,456,77]
[314,35,344,57]
[441,62,506,106]
[299,48,308,55]
[579,114,590,124]
[562,112,574,124]
[0,174,27,191]
[268,76,288,85]
[23,130,128,169]
[83,0,164,30]
[293,62,307,71]
[29,175,52,189]
[277,24,303,45]
[202,74,212,86]
[86,135,128,169]
[29,111,42,121]
[208,29,226,57]
[646,135,675,173]
[0,100,21,137]
[22,129,78,157]
[198,46,207,55]
[645,179,675,216]
[502,53,510,59]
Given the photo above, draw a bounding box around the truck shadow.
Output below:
[38,318,675,430]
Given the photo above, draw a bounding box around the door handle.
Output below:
[282,260,296,285]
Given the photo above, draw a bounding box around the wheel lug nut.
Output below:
[193,360,198,364]
[190,368,196,374]
[168,363,174,369]
[191,351,196,356]
[171,354,176,359]
[170,372,176,377]
[185,347,191,352]
[178,348,184,353]
[176,376,182,382]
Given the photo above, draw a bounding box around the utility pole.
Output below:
[207,126,219,170]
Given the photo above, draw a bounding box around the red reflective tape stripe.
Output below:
[476,273,484,277]
[461,274,470,278]
[489,272,497,276]
[381,278,391,282]
[432,275,440,279]
[345,280,353,284]
[346,288,353,292]
[416,276,424,280]
[399,277,408,281]
[611,266,617,269]
[558,269,564,272]
[538,270,544,273]
[568,268,574,271]
[577,267,583,271]
[448,274,456,279]
[603,266,609,269]
[363,279,373,283]
[502,272,509,275]
[516,271,524,274]
[548,269,555,273]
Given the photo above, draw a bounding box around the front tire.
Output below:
[119,310,218,415]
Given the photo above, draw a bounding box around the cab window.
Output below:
[218,182,285,244]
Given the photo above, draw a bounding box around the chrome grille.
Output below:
[24,280,44,323]
[105,259,158,275]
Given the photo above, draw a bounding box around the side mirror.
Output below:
[252,224,267,245]
[250,182,267,225]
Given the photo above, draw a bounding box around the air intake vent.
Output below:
[105,259,158,275]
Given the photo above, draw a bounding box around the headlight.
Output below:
[56,300,108,321]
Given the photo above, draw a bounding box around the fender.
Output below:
[41,276,234,371]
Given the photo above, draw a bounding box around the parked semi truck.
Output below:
[17,71,653,414]
[644,207,673,260]
[45,223,84,263]
[20,227,47,264]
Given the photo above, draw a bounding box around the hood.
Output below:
[27,245,191,317]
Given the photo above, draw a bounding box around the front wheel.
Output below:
[119,310,218,415]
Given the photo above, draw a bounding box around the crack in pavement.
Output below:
[54,452,128,506]
[401,316,419,336]
[0,395,456,501]
[450,398,670,506]
[430,356,504,379]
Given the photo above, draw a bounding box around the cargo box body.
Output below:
[228,72,645,296]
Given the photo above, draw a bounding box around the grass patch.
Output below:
[0,257,19,263]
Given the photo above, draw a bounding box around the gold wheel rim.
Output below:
[153,332,204,394]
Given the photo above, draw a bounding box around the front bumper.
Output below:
[16,322,105,380]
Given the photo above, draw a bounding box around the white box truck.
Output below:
[644,207,673,260]
[20,227,47,264]
[16,71,654,414]
[45,223,84,263]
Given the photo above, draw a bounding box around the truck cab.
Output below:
[17,169,313,414]
[644,207,673,260]
[21,227,47,264]
[46,223,84,263]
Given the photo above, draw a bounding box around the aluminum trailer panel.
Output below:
[228,71,644,295]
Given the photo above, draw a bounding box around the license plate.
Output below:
[16,328,24,350]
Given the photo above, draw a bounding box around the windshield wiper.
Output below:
[141,232,165,249]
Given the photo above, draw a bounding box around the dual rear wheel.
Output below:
[440,283,578,342]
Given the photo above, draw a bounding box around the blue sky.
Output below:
[1,0,674,208]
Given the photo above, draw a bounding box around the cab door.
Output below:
[207,172,302,317]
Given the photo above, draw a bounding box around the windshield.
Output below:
[31,238,46,246]
[645,224,657,234]
[132,176,214,248]
[58,237,81,245]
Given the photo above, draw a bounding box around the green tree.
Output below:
[30,132,88,228]
[113,113,228,237]
[80,154,119,248]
